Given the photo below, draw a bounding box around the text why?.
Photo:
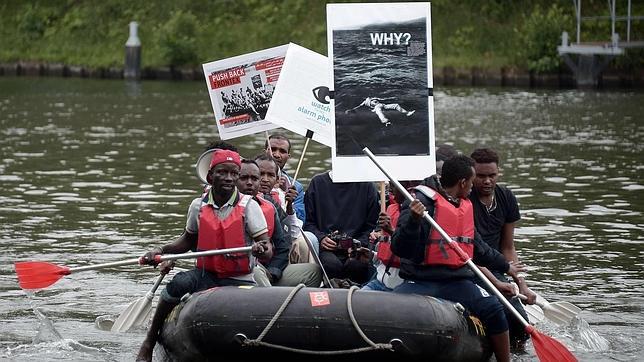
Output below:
[370,33,412,46]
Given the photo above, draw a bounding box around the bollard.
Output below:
[124,21,141,80]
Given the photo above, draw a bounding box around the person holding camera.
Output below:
[303,171,379,285]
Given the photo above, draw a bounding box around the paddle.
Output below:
[519,293,582,326]
[299,227,333,288]
[522,300,546,324]
[14,246,252,290]
[110,270,168,332]
[362,147,577,362]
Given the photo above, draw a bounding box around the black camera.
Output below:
[327,231,354,250]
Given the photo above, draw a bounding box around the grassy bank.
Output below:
[0,0,642,72]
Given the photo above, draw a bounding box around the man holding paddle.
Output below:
[391,155,526,362]
[135,149,272,362]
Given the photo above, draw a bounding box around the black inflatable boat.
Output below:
[158,285,491,361]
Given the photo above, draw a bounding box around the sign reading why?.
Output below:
[327,2,435,182]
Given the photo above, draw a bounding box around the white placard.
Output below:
[265,43,333,147]
[202,45,287,140]
[327,2,435,182]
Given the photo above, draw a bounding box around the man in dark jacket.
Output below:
[304,171,379,284]
[391,155,525,362]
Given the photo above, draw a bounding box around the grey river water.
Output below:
[0,77,642,361]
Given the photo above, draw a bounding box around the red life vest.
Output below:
[195,194,252,278]
[414,185,475,268]
[376,202,401,268]
[255,194,275,238]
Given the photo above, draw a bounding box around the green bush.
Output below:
[518,4,572,73]
[17,4,50,40]
[157,10,199,66]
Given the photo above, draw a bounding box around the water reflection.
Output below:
[0,78,642,361]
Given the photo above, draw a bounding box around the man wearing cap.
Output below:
[136,149,272,362]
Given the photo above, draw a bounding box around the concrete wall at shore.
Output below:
[1,62,642,88]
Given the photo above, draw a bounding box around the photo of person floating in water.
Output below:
[345,97,415,126]
[329,8,431,158]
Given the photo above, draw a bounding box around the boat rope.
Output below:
[255,283,305,342]
[346,285,393,350]
[238,285,394,355]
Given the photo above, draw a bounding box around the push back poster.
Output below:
[327,2,435,182]
[202,45,287,140]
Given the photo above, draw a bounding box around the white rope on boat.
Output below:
[238,285,395,355]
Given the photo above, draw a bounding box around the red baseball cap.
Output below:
[209,149,241,169]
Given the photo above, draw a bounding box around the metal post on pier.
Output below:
[124,21,141,80]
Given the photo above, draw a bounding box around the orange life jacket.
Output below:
[195,194,251,278]
[255,194,275,238]
[414,185,475,268]
[376,202,401,268]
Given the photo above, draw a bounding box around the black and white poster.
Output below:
[327,2,435,182]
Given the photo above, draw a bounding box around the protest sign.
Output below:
[265,43,333,147]
[203,45,287,140]
[327,2,435,182]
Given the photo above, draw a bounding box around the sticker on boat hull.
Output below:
[309,291,330,307]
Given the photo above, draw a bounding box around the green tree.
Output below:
[158,10,199,66]
[518,4,572,73]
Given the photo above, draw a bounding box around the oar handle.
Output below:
[153,246,252,263]
[362,147,530,328]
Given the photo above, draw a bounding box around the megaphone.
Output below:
[194,149,218,185]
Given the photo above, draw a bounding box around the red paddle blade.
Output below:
[527,325,578,362]
[14,262,71,290]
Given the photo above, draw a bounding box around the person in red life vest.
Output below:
[391,155,527,362]
[135,149,272,362]
[236,158,321,287]
[255,153,317,264]
[362,180,420,291]
[469,147,537,348]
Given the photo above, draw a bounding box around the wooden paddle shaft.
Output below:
[292,136,311,184]
[362,147,530,328]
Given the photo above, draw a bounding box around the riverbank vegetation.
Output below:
[0,0,642,73]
